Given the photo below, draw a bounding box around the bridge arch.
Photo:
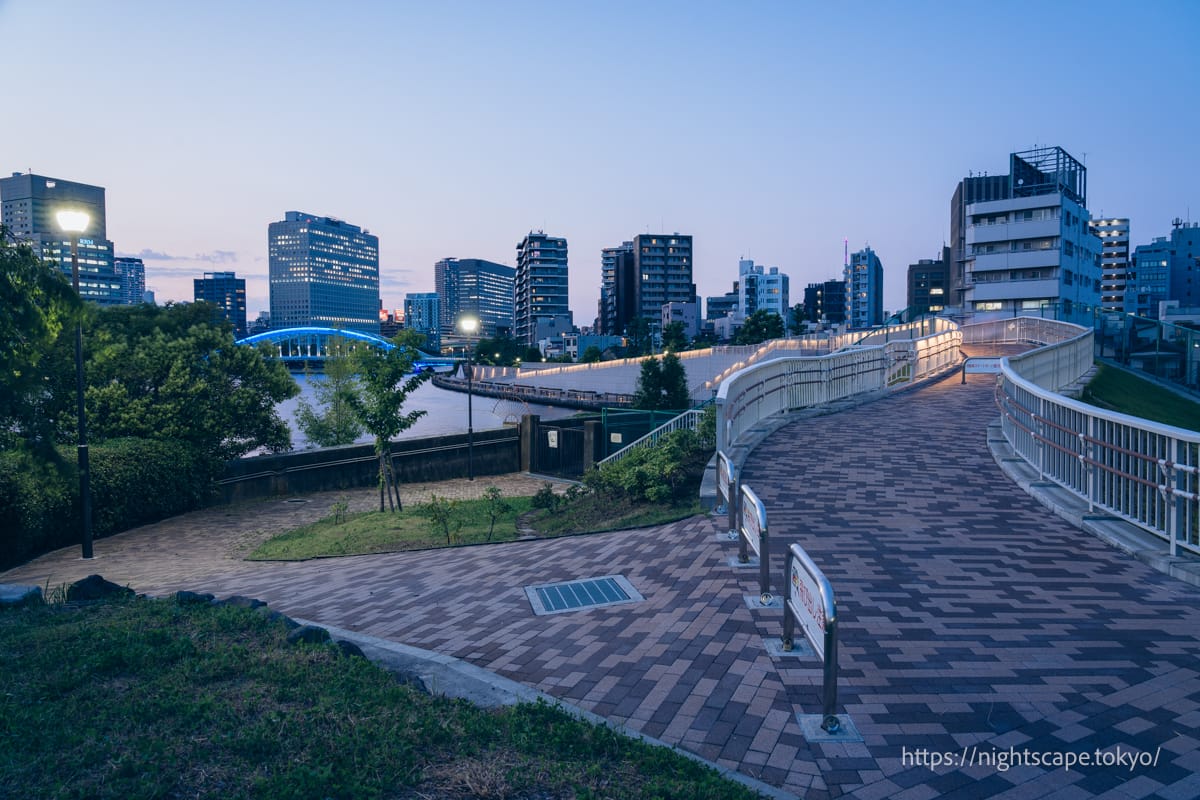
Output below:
[234,326,452,369]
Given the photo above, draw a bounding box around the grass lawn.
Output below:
[1081,363,1200,431]
[0,597,762,800]
[249,495,534,560]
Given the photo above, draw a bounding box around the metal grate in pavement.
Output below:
[524,575,643,616]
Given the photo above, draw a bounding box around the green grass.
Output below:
[1081,364,1200,431]
[530,493,702,536]
[0,597,762,800]
[249,495,534,560]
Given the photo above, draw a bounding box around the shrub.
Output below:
[421,494,461,544]
[531,483,562,512]
[582,428,709,505]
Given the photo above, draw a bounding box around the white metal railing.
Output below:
[716,324,962,454]
[597,407,707,466]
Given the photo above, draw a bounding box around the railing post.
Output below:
[1037,396,1046,481]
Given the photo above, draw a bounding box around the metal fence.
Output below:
[597,407,708,466]
[982,318,1200,558]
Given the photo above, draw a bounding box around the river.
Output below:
[277,373,577,450]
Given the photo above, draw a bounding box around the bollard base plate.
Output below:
[714,532,739,544]
[796,713,863,742]
[763,637,814,658]
[743,594,782,610]
[727,556,759,569]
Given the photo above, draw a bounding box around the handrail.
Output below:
[597,407,708,466]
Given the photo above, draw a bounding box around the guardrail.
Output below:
[596,407,707,466]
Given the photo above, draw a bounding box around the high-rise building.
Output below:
[633,233,695,329]
[268,211,380,332]
[706,287,739,321]
[599,241,636,336]
[845,246,884,329]
[949,174,1009,309]
[955,147,1102,323]
[1125,220,1200,318]
[1090,218,1130,312]
[0,171,122,304]
[802,279,847,324]
[906,247,950,314]
[404,292,440,351]
[114,257,146,306]
[514,231,570,346]
[737,259,790,320]
[434,258,515,338]
[194,271,248,338]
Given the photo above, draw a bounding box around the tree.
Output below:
[580,345,604,363]
[346,341,430,512]
[295,337,364,448]
[734,309,785,345]
[473,335,521,366]
[625,317,653,356]
[0,226,81,455]
[660,352,689,410]
[788,303,808,335]
[520,346,543,364]
[633,357,663,410]
[661,321,688,352]
[82,305,299,464]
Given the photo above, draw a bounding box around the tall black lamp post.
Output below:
[56,209,93,559]
[459,316,480,480]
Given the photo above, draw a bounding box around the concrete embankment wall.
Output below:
[219,428,520,503]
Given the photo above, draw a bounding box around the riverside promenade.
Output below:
[5,369,1200,799]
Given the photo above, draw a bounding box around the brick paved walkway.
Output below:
[5,370,1200,799]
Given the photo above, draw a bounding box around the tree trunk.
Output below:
[377,449,386,512]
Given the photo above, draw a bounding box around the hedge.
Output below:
[0,438,214,570]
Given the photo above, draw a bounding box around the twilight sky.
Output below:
[3,0,1198,322]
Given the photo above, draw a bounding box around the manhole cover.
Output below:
[525,575,643,616]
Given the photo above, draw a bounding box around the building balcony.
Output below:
[968,278,1061,302]
[967,217,1061,245]
[971,250,1060,272]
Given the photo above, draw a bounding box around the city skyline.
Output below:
[3,1,1197,323]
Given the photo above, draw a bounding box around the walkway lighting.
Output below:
[459,316,480,480]
[56,209,93,559]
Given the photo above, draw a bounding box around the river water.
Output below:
[277,373,576,450]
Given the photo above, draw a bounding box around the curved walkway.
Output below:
[5,371,1200,799]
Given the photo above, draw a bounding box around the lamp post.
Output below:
[56,209,93,559]
[459,316,480,480]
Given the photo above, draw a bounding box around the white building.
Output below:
[662,300,700,339]
[737,259,790,320]
[1090,218,1129,313]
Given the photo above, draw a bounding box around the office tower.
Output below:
[0,171,121,304]
[434,258,515,338]
[737,259,790,320]
[268,211,380,333]
[1126,220,1200,318]
[954,147,1102,322]
[802,279,848,324]
[194,271,248,338]
[633,233,696,329]
[845,247,884,329]
[599,241,636,336]
[514,231,570,346]
[906,247,951,314]
[114,257,146,306]
[404,292,440,351]
[1090,218,1130,312]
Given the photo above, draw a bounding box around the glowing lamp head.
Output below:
[459,317,479,335]
[56,210,90,233]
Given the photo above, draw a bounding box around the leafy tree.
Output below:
[520,346,543,364]
[473,335,522,366]
[660,352,689,410]
[661,321,688,352]
[633,357,663,410]
[788,303,808,335]
[0,226,82,455]
[482,486,511,542]
[295,337,364,448]
[346,341,430,512]
[734,309,785,345]
[580,345,604,363]
[82,304,298,465]
[625,317,653,356]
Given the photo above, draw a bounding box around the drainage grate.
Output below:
[525,575,643,616]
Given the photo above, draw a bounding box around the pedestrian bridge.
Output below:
[234,326,457,370]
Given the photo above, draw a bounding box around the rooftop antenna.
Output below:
[844,238,848,268]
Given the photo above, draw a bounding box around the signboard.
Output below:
[740,484,765,558]
[964,357,1003,374]
[717,452,732,505]
[547,430,558,449]
[610,432,623,444]
[785,543,836,661]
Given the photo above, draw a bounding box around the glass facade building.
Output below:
[268,211,380,333]
[195,271,248,338]
[514,232,570,346]
[404,292,441,351]
[434,257,515,337]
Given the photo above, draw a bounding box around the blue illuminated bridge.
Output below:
[234,327,457,371]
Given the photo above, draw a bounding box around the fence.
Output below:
[979,318,1200,558]
[597,407,709,466]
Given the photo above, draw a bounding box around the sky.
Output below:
[3,0,1198,323]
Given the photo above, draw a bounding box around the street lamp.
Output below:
[56,209,93,559]
[459,316,480,481]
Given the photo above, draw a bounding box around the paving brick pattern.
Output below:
[5,364,1200,799]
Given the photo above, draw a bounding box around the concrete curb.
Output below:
[305,620,797,800]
